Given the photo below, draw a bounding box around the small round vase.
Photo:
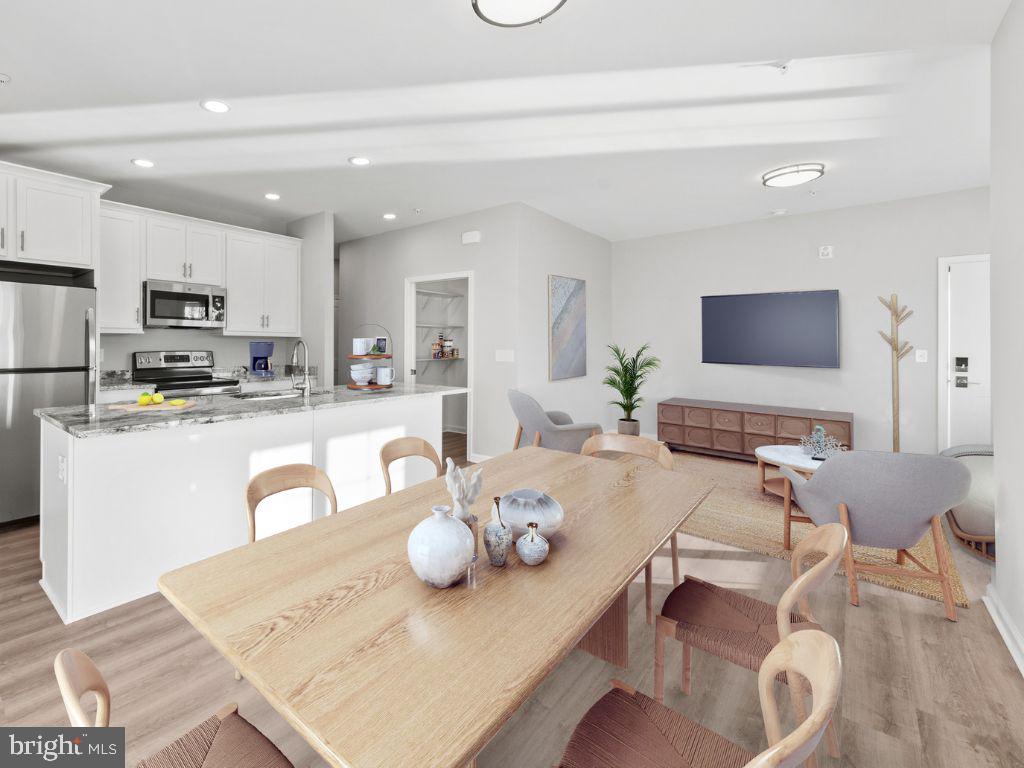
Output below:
[516,522,550,566]
[407,505,474,588]
[500,489,564,538]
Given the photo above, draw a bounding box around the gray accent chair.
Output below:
[508,390,602,453]
[779,450,970,621]
[941,444,995,560]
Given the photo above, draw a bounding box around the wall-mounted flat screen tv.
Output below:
[701,289,840,368]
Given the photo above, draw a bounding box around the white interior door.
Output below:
[941,255,991,448]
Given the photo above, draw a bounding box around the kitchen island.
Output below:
[36,383,466,623]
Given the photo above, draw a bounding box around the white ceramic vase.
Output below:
[499,489,564,538]
[407,505,475,589]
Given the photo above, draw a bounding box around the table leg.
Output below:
[576,588,629,668]
[758,458,766,493]
[783,476,793,550]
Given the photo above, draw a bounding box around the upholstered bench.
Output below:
[941,444,995,560]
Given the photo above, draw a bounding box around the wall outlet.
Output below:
[915,349,928,363]
[818,245,834,259]
[495,349,514,363]
[462,230,482,245]
[57,455,67,484]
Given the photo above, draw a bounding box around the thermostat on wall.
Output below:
[462,230,482,245]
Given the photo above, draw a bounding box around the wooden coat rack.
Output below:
[878,293,913,452]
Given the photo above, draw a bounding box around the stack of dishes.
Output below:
[350,361,375,385]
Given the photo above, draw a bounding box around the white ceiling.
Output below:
[0,1,1008,242]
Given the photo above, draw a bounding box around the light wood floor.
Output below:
[2,452,1022,767]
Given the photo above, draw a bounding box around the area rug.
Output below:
[673,451,968,608]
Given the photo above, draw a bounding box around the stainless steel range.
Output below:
[132,350,241,396]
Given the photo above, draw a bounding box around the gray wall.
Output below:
[611,188,991,452]
[288,211,336,389]
[991,2,1024,668]
[337,203,613,459]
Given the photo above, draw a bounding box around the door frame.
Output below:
[936,253,990,452]
[403,270,475,461]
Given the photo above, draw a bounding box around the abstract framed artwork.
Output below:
[548,274,587,380]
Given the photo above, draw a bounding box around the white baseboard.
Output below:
[443,425,467,435]
[983,583,1024,678]
[468,452,492,463]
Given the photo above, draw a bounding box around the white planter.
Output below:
[407,505,475,589]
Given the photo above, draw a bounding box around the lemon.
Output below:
[137,394,153,406]
[151,393,165,405]
[169,399,187,407]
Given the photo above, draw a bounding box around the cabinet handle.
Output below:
[1,227,4,249]
[20,230,25,252]
[188,263,193,278]
[136,307,140,323]
[266,314,270,329]
[182,262,187,278]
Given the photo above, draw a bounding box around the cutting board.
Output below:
[107,400,198,413]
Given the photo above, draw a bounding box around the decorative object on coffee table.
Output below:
[877,293,914,452]
[499,488,564,538]
[348,322,395,392]
[516,522,550,566]
[444,457,483,522]
[604,343,661,435]
[549,274,587,381]
[483,496,513,567]
[799,424,844,461]
[407,505,475,588]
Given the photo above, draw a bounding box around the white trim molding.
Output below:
[984,583,1024,678]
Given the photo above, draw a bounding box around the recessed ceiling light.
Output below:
[769,209,788,217]
[762,163,825,188]
[348,157,371,167]
[200,99,230,113]
[130,158,155,168]
[382,213,397,221]
[264,193,281,201]
[472,0,568,27]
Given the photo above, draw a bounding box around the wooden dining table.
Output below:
[158,446,713,768]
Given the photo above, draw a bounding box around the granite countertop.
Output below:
[37,383,468,438]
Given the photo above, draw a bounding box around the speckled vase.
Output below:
[407,505,475,588]
[516,522,550,566]
[483,497,513,567]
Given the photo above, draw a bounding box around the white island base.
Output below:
[39,388,453,623]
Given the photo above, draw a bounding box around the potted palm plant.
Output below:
[603,344,661,435]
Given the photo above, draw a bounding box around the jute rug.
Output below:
[673,451,968,608]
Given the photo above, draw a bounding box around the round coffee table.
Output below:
[754,444,822,550]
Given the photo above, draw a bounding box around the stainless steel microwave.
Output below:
[144,281,226,329]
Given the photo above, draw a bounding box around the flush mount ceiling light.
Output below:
[264,192,280,201]
[762,163,825,188]
[200,99,230,113]
[130,158,155,168]
[348,156,371,167]
[472,0,568,27]
[382,213,397,221]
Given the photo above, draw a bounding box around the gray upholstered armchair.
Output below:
[780,450,970,621]
[508,389,602,453]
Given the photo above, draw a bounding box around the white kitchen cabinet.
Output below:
[187,222,225,285]
[99,209,143,333]
[145,216,188,282]
[16,177,93,267]
[224,232,301,337]
[0,174,12,259]
[225,233,265,333]
[264,239,301,335]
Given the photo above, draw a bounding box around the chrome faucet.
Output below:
[291,339,311,401]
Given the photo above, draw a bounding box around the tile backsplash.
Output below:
[100,329,298,373]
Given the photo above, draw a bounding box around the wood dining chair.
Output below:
[245,463,338,544]
[54,649,293,768]
[380,436,444,495]
[654,523,847,767]
[560,629,842,768]
[581,432,676,625]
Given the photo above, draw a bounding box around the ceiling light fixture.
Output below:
[472,0,568,27]
[348,157,371,167]
[130,158,155,168]
[762,163,825,188]
[769,209,788,217]
[200,99,230,113]
[264,192,280,201]
[382,213,397,221]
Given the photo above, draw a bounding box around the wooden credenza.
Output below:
[657,398,853,461]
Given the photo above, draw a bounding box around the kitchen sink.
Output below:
[231,391,304,401]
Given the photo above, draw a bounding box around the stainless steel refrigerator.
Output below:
[0,279,96,523]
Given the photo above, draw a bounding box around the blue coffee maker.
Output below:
[250,341,275,378]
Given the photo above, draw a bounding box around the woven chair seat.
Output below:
[661,577,819,675]
[138,713,292,768]
[560,687,755,768]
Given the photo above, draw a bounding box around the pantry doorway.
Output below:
[404,271,473,467]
